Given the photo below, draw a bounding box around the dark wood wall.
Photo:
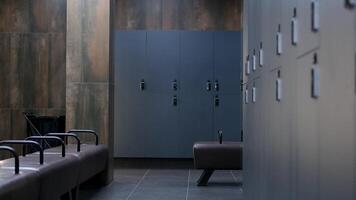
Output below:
[115,0,242,30]
[0,0,67,145]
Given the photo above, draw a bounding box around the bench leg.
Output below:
[71,186,79,200]
[197,169,214,186]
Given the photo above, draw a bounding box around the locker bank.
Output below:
[0,0,354,200]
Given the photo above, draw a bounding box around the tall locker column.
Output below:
[145,31,181,158]
[179,32,214,157]
[115,31,147,157]
[213,31,242,141]
[296,51,320,200]
[318,1,355,199]
[281,0,299,199]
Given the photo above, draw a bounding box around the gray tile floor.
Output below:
[80,169,243,200]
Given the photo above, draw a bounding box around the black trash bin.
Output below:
[24,113,65,149]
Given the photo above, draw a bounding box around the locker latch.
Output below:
[172,95,178,106]
[206,80,211,91]
[215,95,220,107]
[218,130,223,144]
[291,8,298,46]
[172,79,178,91]
[214,80,220,91]
[140,79,145,91]
[252,49,256,71]
[276,25,283,55]
[206,80,212,91]
[245,55,251,75]
[245,89,249,104]
[276,75,282,102]
[311,0,320,32]
[252,86,257,103]
[259,42,264,67]
[311,54,320,98]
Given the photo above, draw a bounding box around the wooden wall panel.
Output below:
[0,0,67,147]
[66,0,113,183]
[66,0,112,143]
[116,0,242,30]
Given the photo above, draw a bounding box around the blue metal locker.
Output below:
[213,31,242,141]
[115,31,147,157]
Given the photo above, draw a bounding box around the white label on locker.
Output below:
[311,1,320,32]
[276,79,282,101]
[252,87,256,103]
[291,18,298,45]
[245,60,250,75]
[277,32,283,55]
[252,54,256,71]
[259,49,263,67]
[312,66,320,98]
[245,89,249,104]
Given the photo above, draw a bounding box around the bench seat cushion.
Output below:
[1,153,80,200]
[45,144,108,184]
[193,142,243,170]
[0,168,40,200]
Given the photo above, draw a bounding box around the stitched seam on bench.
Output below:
[126,169,150,200]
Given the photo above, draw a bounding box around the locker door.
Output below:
[180,31,214,93]
[243,81,255,200]
[251,77,266,200]
[318,1,355,199]
[261,0,273,72]
[297,0,320,56]
[145,93,180,158]
[213,94,241,141]
[281,0,298,199]
[146,31,180,93]
[178,93,213,157]
[115,31,147,157]
[270,68,293,200]
[296,51,320,200]
[179,31,214,157]
[214,31,242,94]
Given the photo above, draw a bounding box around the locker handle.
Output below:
[214,80,220,91]
[291,17,298,45]
[172,80,178,91]
[259,48,264,67]
[206,80,212,91]
[276,79,282,101]
[172,95,178,106]
[311,1,320,32]
[276,32,283,55]
[215,95,220,107]
[218,130,223,144]
[140,79,145,91]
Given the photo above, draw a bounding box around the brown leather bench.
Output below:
[0,146,41,200]
[193,141,243,186]
[0,129,110,200]
[0,137,80,200]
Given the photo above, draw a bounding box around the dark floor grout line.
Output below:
[230,170,239,183]
[231,171,243,193]
[126,169,150,200]
[185,169,191,200]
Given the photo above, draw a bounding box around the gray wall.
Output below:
[243,1,355,200]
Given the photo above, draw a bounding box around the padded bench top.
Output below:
[193,141,243,170]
